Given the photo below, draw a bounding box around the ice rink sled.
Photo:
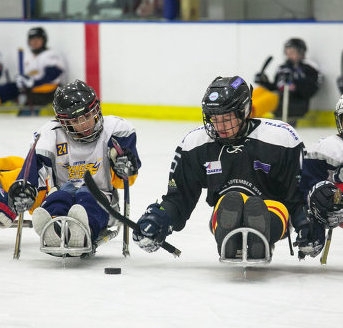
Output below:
[40,216,93,256]
[219,227,272,266]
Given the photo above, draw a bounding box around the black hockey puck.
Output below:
[104,267,121,275]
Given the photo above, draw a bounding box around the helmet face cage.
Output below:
[335,96,343,136]
[202,76,252,144]
[53,80,104,143]
[58,102,104,143]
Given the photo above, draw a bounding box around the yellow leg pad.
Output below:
[264,199,289,238]
[251,86,279,118]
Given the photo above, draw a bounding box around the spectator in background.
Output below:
[0,26,66,106]
[136,0,163,18]
[252,38,322,126]
[0,52,4,82]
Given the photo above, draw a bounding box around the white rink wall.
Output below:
[0,20,342,111]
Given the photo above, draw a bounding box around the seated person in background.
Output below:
[0,26,67,106]
[252,38,322,125]
[0,52,4,83]
[136,0,163,18]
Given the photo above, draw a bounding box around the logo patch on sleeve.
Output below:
[253,160,271,174]
[205,161,222,175]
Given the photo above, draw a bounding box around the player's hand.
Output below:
[109,147,138,180]
[16,74,34,89]
[0,187,16,228]
[254,73,269,84]
[293,220,325,260]
[8,180,37,214]
[132,203,172,253]
[307,181,342,227]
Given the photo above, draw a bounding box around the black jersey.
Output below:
[161,118,305,231]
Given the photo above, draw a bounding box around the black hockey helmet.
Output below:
[28,27,48,47]
[335,95,343,137]
[284,38,307,56]
[202,76,252,144]
[53,80,103,143]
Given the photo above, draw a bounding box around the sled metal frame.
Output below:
[40,216,93,256]
[220,227,271,266]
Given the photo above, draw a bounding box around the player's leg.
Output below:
[75,186,110,241]
[243,197,288,259]
[32,189,73,247]
[211,191,246,258]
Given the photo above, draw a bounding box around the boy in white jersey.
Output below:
[0,26,66,106]
[7,80,141,257]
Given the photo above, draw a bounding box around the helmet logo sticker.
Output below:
[209,92,219,101]
[230,77,244,89]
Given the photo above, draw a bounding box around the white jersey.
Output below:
[34,115,137,197]
[300,134,343,197]
[24,48,67,86]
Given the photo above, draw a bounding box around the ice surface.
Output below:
[0,115,341,328]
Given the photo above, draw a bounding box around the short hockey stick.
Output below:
[320,227,333,265]
[259,56,273,75]
[84,170,181,257]
[110,137,130,257]
[13,133,40,259]
[17,48,27,106]
[122,179,130,257]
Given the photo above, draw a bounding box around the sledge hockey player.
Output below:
[297,95,343,259]
[253,38,322,125]
[7,79,141,257]
[0,156,24,228]
[0,26,66,105]
[132,76,306,263]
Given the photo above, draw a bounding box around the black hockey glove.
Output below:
[294,217,325,260]
[307,181,343,227]
[254,72,269,84]
[132,203,173,253]
[8,180,37,214]
[109,147,138,180]
[277,67,293,85]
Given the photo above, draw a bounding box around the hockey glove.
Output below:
[276,67,294,88]
[294,218,325,260]
[307,181,343,227]
[109,147,138,180]
[254,73,269,84]
[16,74,34,89]
[8,180,37,214]
[0,187,16,228]
[132,203,173,253]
